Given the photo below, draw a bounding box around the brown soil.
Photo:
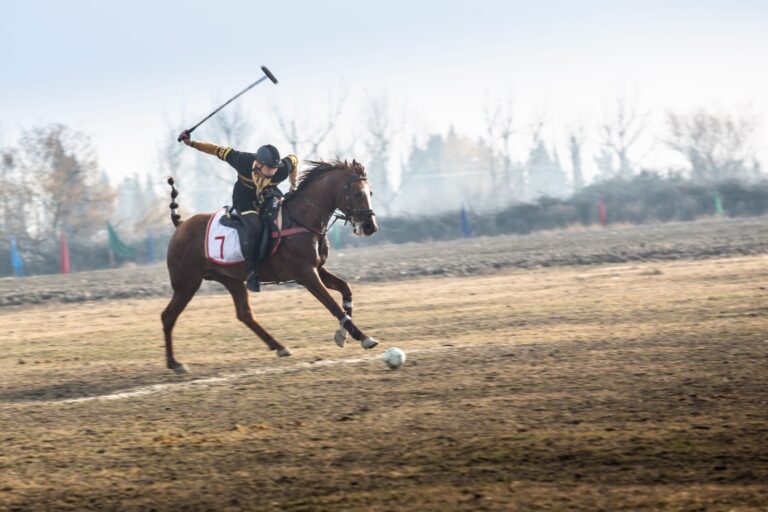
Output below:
[1,255,767,511]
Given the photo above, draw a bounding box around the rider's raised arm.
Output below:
[192,140,227,157]
[178,131,251,174]
[178,131,228,158]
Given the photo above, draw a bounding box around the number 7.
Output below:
[215,235,226,259]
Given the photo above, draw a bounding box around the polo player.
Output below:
[178,130,298,292]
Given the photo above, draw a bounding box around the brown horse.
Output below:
[162,160,379,374]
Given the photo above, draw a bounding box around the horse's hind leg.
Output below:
[218,276,292,357]
[318,266,354,347]
[161,281,200,374]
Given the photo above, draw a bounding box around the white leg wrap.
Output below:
[343,300,353,311]
[335,315,351,348]
[334,328,348,348]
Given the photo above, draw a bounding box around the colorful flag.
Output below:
[598,200,607,226]
[329,222,342,248]
[713,191,724,215]
[10,236,25,277]
[60,231,71,274]
[460,205,473,238]
[107,222,135,259]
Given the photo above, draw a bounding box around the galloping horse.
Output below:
[162,160,379,374]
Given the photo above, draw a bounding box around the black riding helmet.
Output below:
[254,144,281,168]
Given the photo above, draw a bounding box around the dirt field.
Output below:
[1,251,767,510]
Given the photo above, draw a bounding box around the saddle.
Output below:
[218,199,311,261]
[219,204,272,262]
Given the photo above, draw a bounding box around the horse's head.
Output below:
[296,159,378,237]
[336,163,378,237]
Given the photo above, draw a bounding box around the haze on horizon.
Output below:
[1,0,766,185]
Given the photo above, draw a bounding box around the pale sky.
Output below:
[2,0,767,183]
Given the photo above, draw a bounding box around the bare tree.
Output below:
[212,103,251,149]
[568,128,585,192]
[522,119,546,198]
[483,101,502,190]
[599,96,648,179]
[157,111,235,214]
[526,120,568,198]
[0,149,30,240]
[159,126,184,179]
[363,94,395,214]
[667,108,761,183]
[17,125,114,240]
[483,95,528,202]
[272,89,347,160]
[134,173,169,232]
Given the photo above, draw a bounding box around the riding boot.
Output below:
[245,235,261,292]
[241,212,262,293]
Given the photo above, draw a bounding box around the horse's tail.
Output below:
[165,177,183,228]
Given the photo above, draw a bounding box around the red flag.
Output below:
[597,200,607,226]
[60,231,71,274]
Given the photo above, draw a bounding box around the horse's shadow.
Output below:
[0,372,190,403]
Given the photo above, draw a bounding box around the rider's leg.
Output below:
[240,211,262,292]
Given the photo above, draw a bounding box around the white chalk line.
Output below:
[8,344,475,407]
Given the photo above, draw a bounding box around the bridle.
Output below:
[285,172,375,236]
[336,176,375,223]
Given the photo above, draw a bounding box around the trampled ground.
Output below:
[1,253,767,511]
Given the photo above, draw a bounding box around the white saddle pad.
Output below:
[205,210,245,264]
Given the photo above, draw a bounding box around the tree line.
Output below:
[0,95,765,276]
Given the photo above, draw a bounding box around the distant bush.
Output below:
[336,173,768,247]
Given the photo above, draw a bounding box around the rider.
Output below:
[179,130,299,292]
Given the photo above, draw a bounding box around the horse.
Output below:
[161,159,379,374]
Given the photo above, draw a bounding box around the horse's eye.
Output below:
[370,190,374,197]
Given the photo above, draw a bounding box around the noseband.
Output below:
[336,176,375,223]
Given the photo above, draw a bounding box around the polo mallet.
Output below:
[177,65,278,142]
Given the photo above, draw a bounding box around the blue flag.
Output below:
[460,206,473,238]
[10,236,25,277]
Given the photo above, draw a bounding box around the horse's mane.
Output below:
[293,159,366,194]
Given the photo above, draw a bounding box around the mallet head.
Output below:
[261,66,278,84]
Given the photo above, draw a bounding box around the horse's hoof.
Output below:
[361,337,378,350]
[276,348,292,357]
[334,328,348,348]
[171,363,189,375]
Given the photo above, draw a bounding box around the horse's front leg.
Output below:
[318,266,354,347]
[298,268,377,350]
[318,266,353,314]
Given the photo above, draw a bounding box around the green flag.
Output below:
[329,222,342,248]
[107,222,135,258]
[713,191,724,215]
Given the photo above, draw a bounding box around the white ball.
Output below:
[383,347,406,369]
